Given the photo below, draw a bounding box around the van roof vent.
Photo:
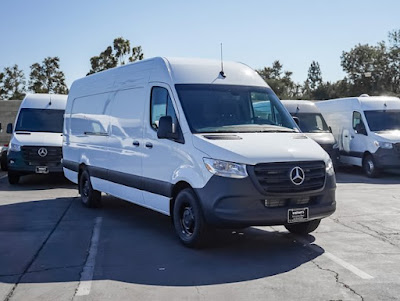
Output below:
[203,134,242,140]
[359,94,370,97]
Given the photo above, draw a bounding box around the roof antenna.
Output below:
[219,43,226,78]
[49,95,52,106]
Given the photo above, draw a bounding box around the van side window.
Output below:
[352,111,365,131]
[150,87,177,130]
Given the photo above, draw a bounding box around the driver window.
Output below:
[352,111,365,133]
[150,86,178,131]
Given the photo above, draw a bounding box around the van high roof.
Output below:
[20,93,68,110]
[69,57,269,100]
[281,100,321,114]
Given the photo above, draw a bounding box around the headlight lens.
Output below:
[374,141,393,149]
[203,158,248,178]
[325,158,334,175]
[9,143,21,152]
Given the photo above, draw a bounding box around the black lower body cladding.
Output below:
[373,148,400,169]
[7,150,63,174]
[195,171,336,227]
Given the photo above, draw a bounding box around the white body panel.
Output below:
[63,57,330,216]
[316,96,400,167]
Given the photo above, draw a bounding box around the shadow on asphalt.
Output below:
[335,166,400,184]
[0,173,76,191]
[0,195,323,286]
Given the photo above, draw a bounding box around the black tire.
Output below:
[285,219,321,235]
[173,188,209,248]
[79,170,101,208]
[363,154,379,178]
[8,171,20,185]
[1,151,7,171]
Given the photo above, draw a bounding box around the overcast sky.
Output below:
[1,0,399,88]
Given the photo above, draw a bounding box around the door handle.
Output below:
[145,142,153,149]
[132,141,140,146]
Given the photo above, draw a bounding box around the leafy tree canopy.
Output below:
[0,64,26,100]
[29,57,68,94]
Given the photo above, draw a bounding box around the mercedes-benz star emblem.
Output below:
[290,166,305,185]
[38,147,48,157]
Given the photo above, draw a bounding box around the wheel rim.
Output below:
[180,205,195,237]
[82,178,90,203]
[366,159,374,174]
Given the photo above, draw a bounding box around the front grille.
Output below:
[21,146,62,164]
[253,161,326,193]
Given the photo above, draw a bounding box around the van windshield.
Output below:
[175,84,297,133]
[291,113,330,133]
[15,108,65,133]
[364,110,400,132]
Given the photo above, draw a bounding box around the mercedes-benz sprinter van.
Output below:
[316,95,400,177]
[281,100,340,166]
[7,94,67,184]
[63,57,336,247]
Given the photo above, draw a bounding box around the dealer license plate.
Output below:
[288,208,309,223]
[36,166,49,174]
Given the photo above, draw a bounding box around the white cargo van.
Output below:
[7,94,67,184]
[316,95,400,177]
[281,100,340,166]
[63,57,336,247]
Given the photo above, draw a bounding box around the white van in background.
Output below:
[6,94,67,184]
[316,95,400,177]
[281,100,340,166]
[63,57,336,247]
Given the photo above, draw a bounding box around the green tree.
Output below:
[29,57,68,94]
[0,64,26,100]
[87,37,144,75]
[388,29,400,94]
[257,61,300,99]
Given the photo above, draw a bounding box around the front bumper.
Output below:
[195,172,336,227]
[373,148,400,169]
[7,150,63,174]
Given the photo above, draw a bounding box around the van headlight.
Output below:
[374,141,393,149]
[9,142,21,152]
[203,158,248,179]
[325,158,334,176]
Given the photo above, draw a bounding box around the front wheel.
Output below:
[363,154,379,178]
[79,170,101,208]
[8,171,20,185]
[285,219,321,235]
[173,188,209,248]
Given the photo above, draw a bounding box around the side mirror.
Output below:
[355,123,367,136]
[329,126,332,133]
[157,116,179,140]
[6,123,13,134]
[0,123,2,133]
[292,116,300,126]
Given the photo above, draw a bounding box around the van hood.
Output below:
[305,133,336,145]
[11,132,63,147]
[372,130,400,142]
[192,132,330,166]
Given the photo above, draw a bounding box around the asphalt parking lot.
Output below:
[0,169,400,301]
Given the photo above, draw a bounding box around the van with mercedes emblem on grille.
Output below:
[6,94,67,184]
[63,57,336,248]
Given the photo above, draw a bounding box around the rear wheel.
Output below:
[363,154,379,178]
[8,171,20,185]
[173,188,209,248]
[285,219,321,235]
[79,170,101,208]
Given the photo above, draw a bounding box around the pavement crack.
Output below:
[331,218,398,248]
[3,198,74,301]
[311,260,364,301]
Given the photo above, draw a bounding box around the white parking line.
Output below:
[295,236,374,280]
[75,216,103,296]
